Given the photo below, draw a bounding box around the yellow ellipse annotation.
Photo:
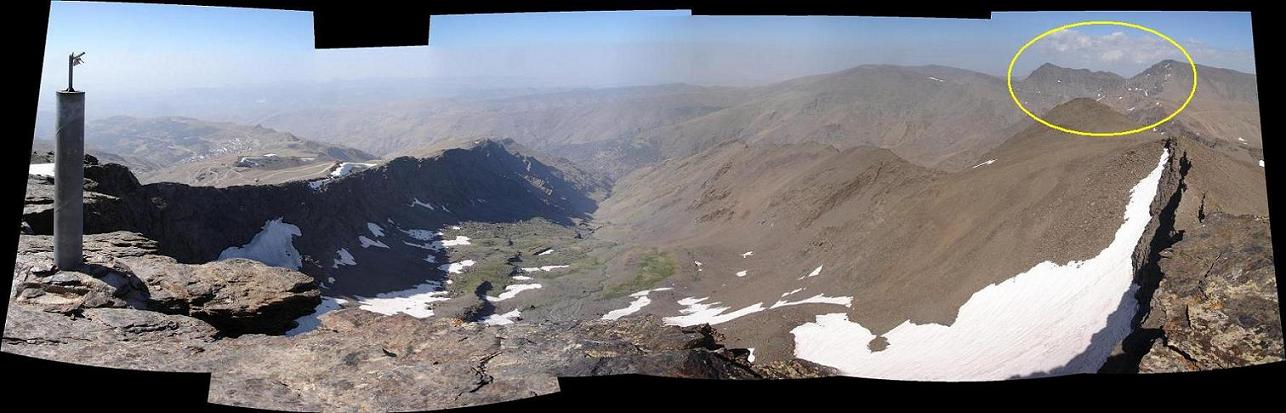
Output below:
[1006,20,1198,137]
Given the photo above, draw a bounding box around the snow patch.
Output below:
[439,260,476,274]
[770,294,853,309]
[486,283,543,302]
[330,162,376,178]
[481,309,522,325]
[790,148,1172,381]
[972,159,997,169]
[601,287,673,320]
[735,270,748,277]
[367,222,385,237]
[441,236,471,247]
[927,76,944,82]
[781,288,805,298]
[663,297,766,327]
[798,265,824,280]
[333,248,356,267]
[410,198,435,210]
[741,251,754,258]
[218,218,303,270]
[286,297,348,336]
[358,236,389,249]
[536,248,554,256]
[521,265,570,272]
[29,163,55,177]
[355,281,450,318]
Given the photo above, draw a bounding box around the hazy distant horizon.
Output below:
[34,3,1257,135]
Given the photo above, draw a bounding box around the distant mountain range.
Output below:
[242,60,1258,181]
[33,116,377,187]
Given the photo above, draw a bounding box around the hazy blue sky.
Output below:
[40,2,1256,101]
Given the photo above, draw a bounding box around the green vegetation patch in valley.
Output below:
[603,250,676,299]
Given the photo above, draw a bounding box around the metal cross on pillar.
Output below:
[54,52,86,270]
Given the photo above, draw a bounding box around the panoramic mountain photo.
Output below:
[7,4,1280,411]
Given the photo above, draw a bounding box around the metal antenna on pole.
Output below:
[67,52,84,92]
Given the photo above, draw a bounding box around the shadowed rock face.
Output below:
[1138,213,1282,372]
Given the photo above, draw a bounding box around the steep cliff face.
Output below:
[1137,213,1282,371]
[1103,136,1279,372]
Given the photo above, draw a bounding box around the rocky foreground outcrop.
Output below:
[3,303,832,411]
[11,232,320,335]
[1138,213,1283,371]
[6,227,831,410]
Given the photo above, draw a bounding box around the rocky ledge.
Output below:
[3,303,833,411]
[5,230,832,410]
[11,231,320,335]
[1138,213,1283,371]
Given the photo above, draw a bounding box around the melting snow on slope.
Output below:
[972,159,997,169]
[358,236,389,249]
[694,261,703,271]
[735,270,748,277]
[217,218,303,270]
[790,147,1172,381]
[367,222,385,237]
[286,297,348,336]
[29,163,55,177]
[331,162,376,178]
[1260,160,1265,168]
[781,288,805,298]
[512,275,533,281]
[601,287,673,320]
[536,248,554,256]
[439,260,476,274]
[481,309,522,325]
[410,198,435,210]
[770,294,853,309]
[486,284,543,302]
[798,265,824,280]
[441,236,471,247]
[928,76,944,82]
[355,281,450,318]
[521,265,570,272]
[741,251,754,258]
[333,248,356,267]
[663,297,766,327]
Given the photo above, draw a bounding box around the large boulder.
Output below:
[1138,213,1283,372]
[12,232,321,335]
[120,255,321,335]
[10,232,158,313]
